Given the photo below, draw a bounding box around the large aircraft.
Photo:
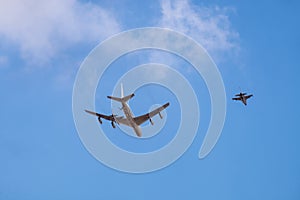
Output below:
[85,85,170,137]
[232,92,253,106]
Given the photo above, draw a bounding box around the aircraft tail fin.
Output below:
[121,83,124,98]
[107,83,134,102]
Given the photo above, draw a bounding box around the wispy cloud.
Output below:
[0,0,121,65]
[0,55,8,68]
[157,0,240,62]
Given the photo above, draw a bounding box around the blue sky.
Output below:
[1,0,300,199]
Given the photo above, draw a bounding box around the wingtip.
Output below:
[85,110,94,115]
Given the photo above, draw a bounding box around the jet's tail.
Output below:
[107,93,134,102]
[107,83,134,102]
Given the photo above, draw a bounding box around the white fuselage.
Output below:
[121,101,142,137]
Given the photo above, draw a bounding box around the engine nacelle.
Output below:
[111,121,116,128]
[149,118,154,125]
[159,112,163,119]
[98,117,103,124]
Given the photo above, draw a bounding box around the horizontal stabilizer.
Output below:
[107,93,134,102]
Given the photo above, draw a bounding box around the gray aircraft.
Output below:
[85,84,170,137]
[232,92,253,106]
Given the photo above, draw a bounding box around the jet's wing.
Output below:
[232,97,242,101]
[133,102,170,126]
[245,94,253,99]
[85,110,114,121]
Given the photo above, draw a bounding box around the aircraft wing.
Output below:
[133,102,170,126]
[85,110,114,121]
[232,97,242,101]
[245,94,253,99]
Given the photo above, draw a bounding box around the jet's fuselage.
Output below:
[121,101,142,137]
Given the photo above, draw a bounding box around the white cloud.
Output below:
[0,0,121,65]
[157,0,240,61]
[0,55,8,68]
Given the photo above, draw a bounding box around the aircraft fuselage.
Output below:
[242,96,247,105]
[121,101,142,137]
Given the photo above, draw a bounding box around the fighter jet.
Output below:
[232,92,253,106]
[85,84,170,137]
